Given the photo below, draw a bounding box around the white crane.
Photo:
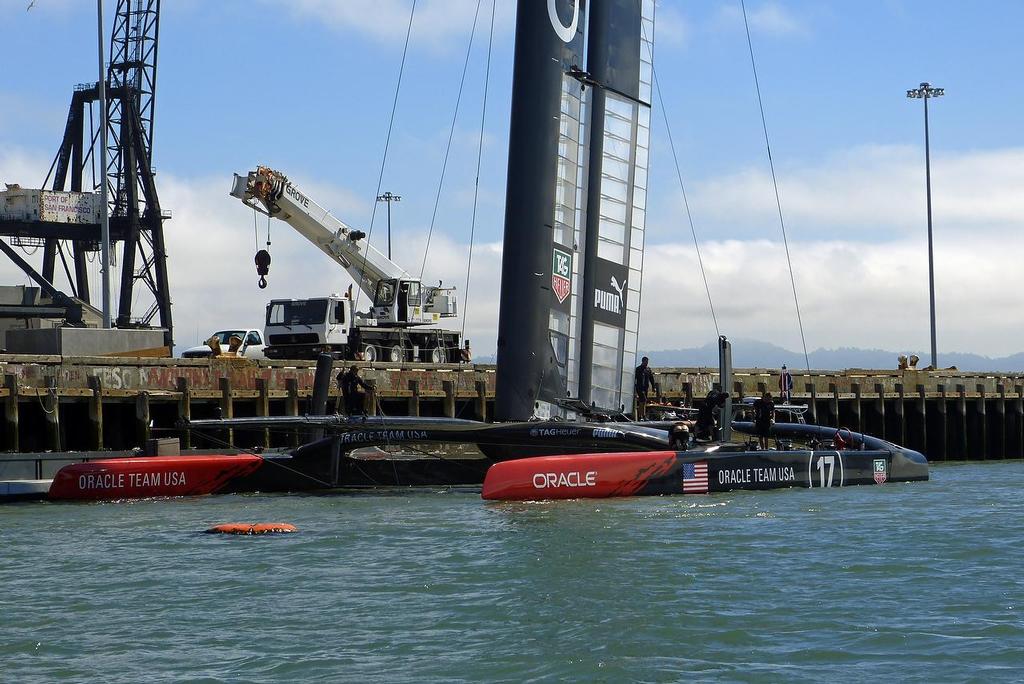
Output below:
[231,166,456,327]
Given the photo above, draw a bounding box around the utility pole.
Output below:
[906,82,944,369]
[97,0,111,328]
[376,191,401,260]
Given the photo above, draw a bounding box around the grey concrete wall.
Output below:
[5,328,167,355]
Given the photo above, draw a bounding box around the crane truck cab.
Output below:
[372,278,457,326]
[264,291,458,363]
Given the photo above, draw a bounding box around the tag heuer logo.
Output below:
[873,458,887,485]
[552,248,572,303]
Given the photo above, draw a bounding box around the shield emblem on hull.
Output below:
[552,248,572,303]
[873,458,887,485]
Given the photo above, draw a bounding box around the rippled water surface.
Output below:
[2,462,1023,682]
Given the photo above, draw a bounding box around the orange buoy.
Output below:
[205,522,298,535]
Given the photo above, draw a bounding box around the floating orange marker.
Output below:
[205,523,298,535]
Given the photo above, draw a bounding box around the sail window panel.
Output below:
[639,82,652,104]
[593,322,621,348]
[598,216,626,245]
[629,248,645,274]
[553,223,570,247]
[600,155,631,182]
[632,186,647,210]
[626,309,640,331]
[549,332,569,367]
[635,146,649,170]
[602,176,629,203]
[636,124,650,151]
[599,197,628,224]
[633,166,648,191]
[627,284,642,306]
[561,93,581,120]
[549,309,570,335]
[603,136,633,162]
[555,203,576,228]
[630,230,645,254]
[558,137,580,164]
[622,350,636,371]
[639,61,653,90]
[624,331,638,353]
[606,94,635,119]
[604,113,633,142]
[597,238,625,263]
[631,205,646,227]
[558,157,577,185]
[592,364,619,390]
[591,386,618,410]
[593,343,619,368]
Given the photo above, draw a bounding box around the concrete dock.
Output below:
[0,355,1019,465]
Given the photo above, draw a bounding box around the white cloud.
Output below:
[3,142,1022,359]
[653,4,690,48]
[638,234,1024,358]
[263,0,516,48]
[714,2,808,37]
[654,145,1024,241]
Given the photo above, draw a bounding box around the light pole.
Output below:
[906,82,944,369]
[376,191,401,260]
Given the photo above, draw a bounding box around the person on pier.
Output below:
[337,365,370,416]
[778,364,793,403]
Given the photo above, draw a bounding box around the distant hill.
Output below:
[639,339,1024,372]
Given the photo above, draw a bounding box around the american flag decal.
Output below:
[682,461,709,494]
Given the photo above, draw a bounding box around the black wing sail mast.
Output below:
[495,0,589,421]
[496,0,654,420]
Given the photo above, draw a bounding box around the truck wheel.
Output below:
[430,347,445,364]
[389,345,404,363]
[363,345,377,362]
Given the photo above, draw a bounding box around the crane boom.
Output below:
[230,166,409,300]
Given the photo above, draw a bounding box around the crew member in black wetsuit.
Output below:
[695,389,728,441]
[634,357,658,420]
[337,365,370,416]
[753,391,775,449]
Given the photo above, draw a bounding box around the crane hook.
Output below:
[255,249,271,289]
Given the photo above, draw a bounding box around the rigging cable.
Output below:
[453,0,496,418]
[354,0,418,312]
[419,0,485,281]
[650,64,720,339]
[460,0,495,345]
[740,0,811,372]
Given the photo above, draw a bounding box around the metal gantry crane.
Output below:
[0,0,173,347]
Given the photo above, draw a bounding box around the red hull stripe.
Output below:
[48,455,263,500]
[481,451,679,500]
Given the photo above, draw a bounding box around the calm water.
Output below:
[2,462,1023,682]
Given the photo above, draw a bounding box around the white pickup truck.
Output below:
[181,329,266,359]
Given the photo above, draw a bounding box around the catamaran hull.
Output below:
[48,455,264,500]
[481,447,928,500]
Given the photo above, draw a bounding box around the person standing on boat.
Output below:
[778,364,793,403]
[634,357,658,419]
[338,365,370,416]
[753,391,775,449]
[695,389,728,441]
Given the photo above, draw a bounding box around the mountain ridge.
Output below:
[638,339,1024,372]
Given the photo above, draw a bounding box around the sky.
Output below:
[0,0,1022,360]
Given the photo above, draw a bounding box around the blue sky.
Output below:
[1,1,1023,359]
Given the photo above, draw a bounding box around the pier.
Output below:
[0,356,1018,468]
